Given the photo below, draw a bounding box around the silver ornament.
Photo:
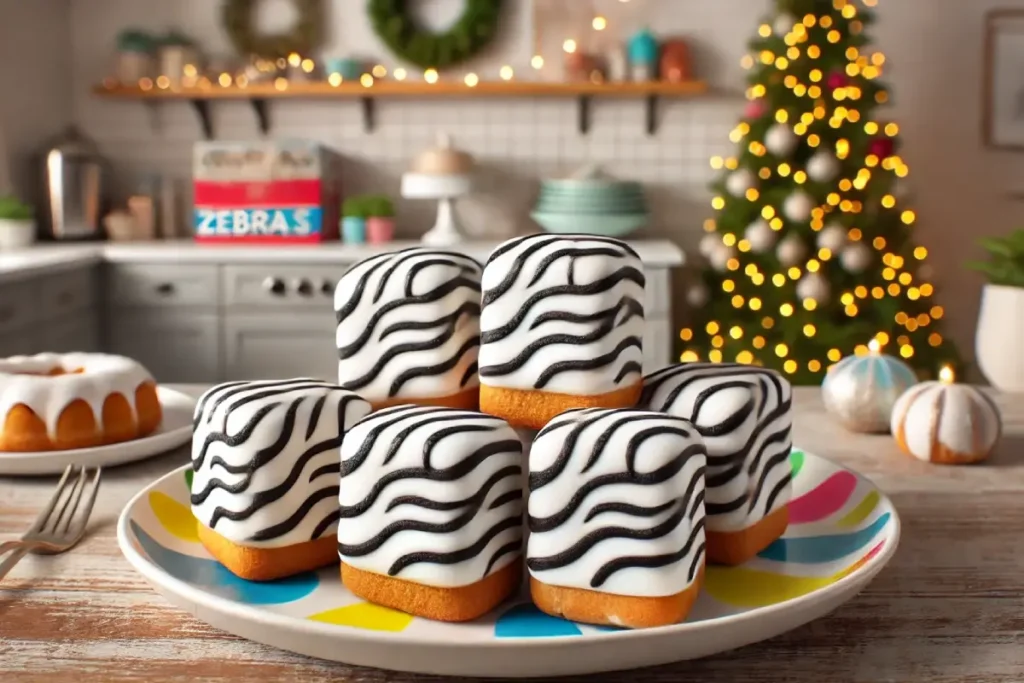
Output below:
[774,13,798,36]
[687,283,710,308]
[817,223,847,252]
[783,191,814,222]
[840,242,873,273]
[699,232,721,258]
[822,351,918,433]
[777,235,808,267]
[744,219,777,253]
[708,242,736,272]
[796,272,830,303]
[765,123,799,157]
[806,151,840,183]
[725,168,757,197]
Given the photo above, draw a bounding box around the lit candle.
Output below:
[891,365,1002,464]
[821,339,917,433]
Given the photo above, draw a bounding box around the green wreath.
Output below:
[222,0,323,59]
[368,0,503,69]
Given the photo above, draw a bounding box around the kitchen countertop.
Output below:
[0,238,686,283]
[1,385,1021,682]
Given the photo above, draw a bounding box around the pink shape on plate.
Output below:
[788,471,858,524]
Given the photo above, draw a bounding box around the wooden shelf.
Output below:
[92,79,709,137]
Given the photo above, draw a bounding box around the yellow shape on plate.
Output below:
[308,602,414,632]
[149,491,199,543]
[705,566,836,608]
[837,491,880,528]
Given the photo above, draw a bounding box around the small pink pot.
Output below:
[366,216,395,243]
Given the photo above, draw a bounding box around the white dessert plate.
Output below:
[117,450,899,678]
[0,386,195,476]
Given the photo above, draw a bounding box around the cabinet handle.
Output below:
[294,279,314,297]
[155,283,175,296]
[263,277,286,295]
[321,279,334,296]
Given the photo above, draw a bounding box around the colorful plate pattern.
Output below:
[117,450,900,677]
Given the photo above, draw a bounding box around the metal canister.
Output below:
[42,128,106,240]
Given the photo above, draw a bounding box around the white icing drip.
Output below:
[894,382,1001,461]
[641,363,793,533]
[334,248,482,403]
[338,406,524,588]
[527,408,706,598]
[479,235,645,396]
[190,379,371,549]
[0,353,155,437]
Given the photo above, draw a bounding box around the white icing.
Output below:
[641,363,793,533]
[191,379,371,549]
[0,353,155,436]
[478,234,645,396]
[527,408,706,598]
[338,405,524,588]
[892,382,1001,461]
[334,247,482,403]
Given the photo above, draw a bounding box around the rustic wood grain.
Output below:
[1,385,1021,683]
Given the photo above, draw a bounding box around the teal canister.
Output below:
[628,28,659,81]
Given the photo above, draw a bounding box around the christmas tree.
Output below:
[682,0,960,385]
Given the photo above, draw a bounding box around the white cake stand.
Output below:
[401,173,472,247]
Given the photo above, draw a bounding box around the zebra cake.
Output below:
[527,408,707,629]
[640,363,793,565]
[190,379,371,581]
[338,405,524,622]
[478,234,646,429]
[334,247,483,410]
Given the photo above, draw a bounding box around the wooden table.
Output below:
[1,385,1022,683]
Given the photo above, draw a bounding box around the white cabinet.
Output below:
[40,315,100,353]
[108,310,221,383]
[223,313,337,382]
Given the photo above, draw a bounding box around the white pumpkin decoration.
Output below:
[891,366,1002,464]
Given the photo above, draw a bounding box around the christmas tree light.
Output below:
[683,0,960,384]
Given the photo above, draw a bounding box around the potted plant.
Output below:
[365,195,395,244]
[116,29,155,84]
[341,196,368,244]
[157,30,198,85]
[968,230,1024,391]
[0,195,36,250]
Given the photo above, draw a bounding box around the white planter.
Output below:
[975,283,1024,392]
[0,218,36,250]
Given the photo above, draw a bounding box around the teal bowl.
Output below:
[531,211,648,237]
[535,199,648,215]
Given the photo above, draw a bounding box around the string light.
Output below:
[301,58,316,73]
[563,39,577,53]
[592,15,607,30]
[393,68,408,80]
[531,55,544,69]
[680,328,693,341]
[360,73,374,87]
[424,68,439,83]
[500,65,514,81]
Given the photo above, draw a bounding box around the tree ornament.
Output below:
[840,242,872,273]
[368,0,504,69]
[817,223,848,252]
[699,232,722,258]
[686,282,710,308]
[919,263,935,280]
[765,123,799,157]
[708,242,736,272]
[796,272,831,303]
[869,137,895,160]
[744,219,776,253]
[806,151,840,183]
[822,342,918,433]
[773,13,798,36]
[725,168,757,197]
[783,190,814,222]
[222,0,323,59]
[777,234,808,267]
[892,367,1002,464]
[744,99,768,119]
[827,70,848,91]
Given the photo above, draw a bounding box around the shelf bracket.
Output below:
[577,95,591,135]
[645,94,658,136]
[361,97,375,133]
[189,99,214,139]
[250,98,270,136]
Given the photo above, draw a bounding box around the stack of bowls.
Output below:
[531,169,649,237]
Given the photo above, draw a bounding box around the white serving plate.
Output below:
[0,386,194,476]
[117,450,899,678]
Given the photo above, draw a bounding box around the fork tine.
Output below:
[54,467,89,535]
[68,468,103,537]
[26,465,75,535]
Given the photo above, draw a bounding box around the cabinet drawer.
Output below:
[223,312,337,381]
[107,264,219,308]
[0,280,40,334]
[0,327,42,358]
[644,268,670,316]
[643,317,673,373]
[223,264,347,309]
[40,267,97,317]
[108,309,221,383]
[40,315,100,353]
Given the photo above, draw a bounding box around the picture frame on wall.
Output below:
[984,9,1024,149]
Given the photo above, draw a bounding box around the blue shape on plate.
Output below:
[758,512,891,564]
[130,521,318,604]
[494,603,583,638]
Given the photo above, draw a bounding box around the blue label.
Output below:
[194,207,323,237]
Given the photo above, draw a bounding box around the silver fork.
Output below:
[0,465,103,581]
